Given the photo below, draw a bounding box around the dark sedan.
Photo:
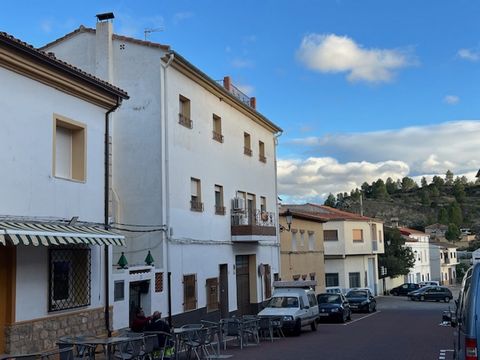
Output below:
[389,283,420,296]
[407,286,453,302]
[345,289,376,313]
[317,293,352,323]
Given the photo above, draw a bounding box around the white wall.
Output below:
[0,67,106,222]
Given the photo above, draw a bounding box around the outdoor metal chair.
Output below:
[258,317,274,342]
[220,318,243,350]
[113,338,144,360]
[41,347,74,360]
[241,317,260,345]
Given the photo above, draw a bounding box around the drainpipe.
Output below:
[160,53,174,326]
[104,99,121,337]
[274,131,283,279]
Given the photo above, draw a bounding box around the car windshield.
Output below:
[266,296,299,308]
[317,294,342,304]
[346,290,367,298]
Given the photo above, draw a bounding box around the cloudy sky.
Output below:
[2,0,479,203]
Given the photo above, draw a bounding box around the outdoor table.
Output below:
[73,336,143,360]
[0,353,41,360]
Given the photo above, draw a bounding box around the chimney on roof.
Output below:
[95,13,114,83]
[249,97,256,109]
[223,76,231,92]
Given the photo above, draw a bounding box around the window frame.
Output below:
[190,177,203,212]
[214,184,225,215]
[183,274,197,311]
[325,273,339,287]
[258,140,266,163]
[243,132,252,156]
[323,230,339,241]
[52,115,87,182]
[179,94,192,129]
[352,229,364,242]
[212,114,223,143]
[206,277,219,312]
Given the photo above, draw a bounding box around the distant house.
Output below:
[399,227,432,283]
[278,206,326,293]
[429,242,458,285]
[284,204,385,295]
[425,223,448,239]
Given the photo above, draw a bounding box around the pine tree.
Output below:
[324,193,336,207]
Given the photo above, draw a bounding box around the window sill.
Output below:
[53,175,86,184]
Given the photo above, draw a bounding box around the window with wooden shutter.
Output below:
[206,278,219,312]
[183,274,197,311]
[353,229,364,242]
[155,272,163,293]
[323,230,338,241]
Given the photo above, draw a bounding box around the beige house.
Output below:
[279,206,326,293]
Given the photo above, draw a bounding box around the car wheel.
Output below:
[420,295,425,301]
[373,303,377,312]
[311,320,317,331]
[339,311,346,323]
[294,319,302,336]
[444,296,451,303]
[347,309,351,321]
[392,291,398,296]
[367,304,372,313]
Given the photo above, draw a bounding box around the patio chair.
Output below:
[258,317,274,342]
[241,317,259,345]
[41,347,74,360]
[142,335,158,360]
[271,317,285,338]
[182,328,209,360]
[113,338,144,360]
[220,318,243,350]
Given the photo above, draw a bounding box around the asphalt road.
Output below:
[221,295,457,360]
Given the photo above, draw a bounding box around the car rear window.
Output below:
[317,294,341,304]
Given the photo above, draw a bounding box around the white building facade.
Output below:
[430,242,458,285]
[400,228,432,283]
[0,32,127,353]
[285,204,385,295]
[43,18,282,328]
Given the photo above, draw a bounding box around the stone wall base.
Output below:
[5,307,112,353]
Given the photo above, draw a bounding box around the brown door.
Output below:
[219,264,229,318]
[0,246,15,353]
[235,255,250,315]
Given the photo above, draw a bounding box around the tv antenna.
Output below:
[144,27,164,40]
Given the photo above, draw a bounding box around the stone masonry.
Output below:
[5,307,112,353]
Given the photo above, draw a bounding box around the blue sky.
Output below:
[2,0,479,202]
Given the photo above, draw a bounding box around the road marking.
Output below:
[438,349,454,360]
[344,311,381,325]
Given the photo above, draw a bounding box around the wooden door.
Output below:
[219,264,229,318]
[235,255,250,315]
[0,246,15,353]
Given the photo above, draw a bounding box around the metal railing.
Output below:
[190,200,204,212]
[231,209,275,227]
[212,131,224,143]
[259,154,267,163]
[216,80,252,108]
[244,147,252,156]
[179,113,193,128]
[215,205,226,215]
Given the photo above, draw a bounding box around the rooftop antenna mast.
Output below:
[144,27,164,41]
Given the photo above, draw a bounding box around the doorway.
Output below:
[0,246,15,353]
[129,280,150,326]
[235,255,250,315]
[219,264,229,318]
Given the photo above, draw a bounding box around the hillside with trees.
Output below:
[325,170,480,245]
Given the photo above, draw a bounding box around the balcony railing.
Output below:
[190,200,204,212]
[230,209,276,239]
[212,131,224,143]
[179,113,193,129]
[244,147,252,156]
[215,205,226,215]
[372,240,378,252]
[259,154,267,163]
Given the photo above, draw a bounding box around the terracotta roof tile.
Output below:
[1,30,128,99]
[280,204,380,222]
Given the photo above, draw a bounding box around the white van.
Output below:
[257,280,319,336]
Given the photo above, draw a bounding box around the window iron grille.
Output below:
[49,246,91,312]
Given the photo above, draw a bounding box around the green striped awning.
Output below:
[0,222,125,246]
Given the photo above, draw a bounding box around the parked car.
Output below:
[345,288,376,313]
[317,293,352,323]
[325,286,348,295]
[419,281,440,287]
[390,283,420,296]
[445,264,479,359]
[407,286,453,302]
[258,280,319,336]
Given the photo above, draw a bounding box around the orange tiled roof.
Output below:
[280,204,379,222]
[1,30,128,99]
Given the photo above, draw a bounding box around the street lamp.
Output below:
[280,209,293,232]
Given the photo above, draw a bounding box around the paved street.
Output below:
[222,294,457,360]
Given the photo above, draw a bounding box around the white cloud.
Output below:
[444,95,459,105]
[40,19,53,33]
[279,120,480,202]
[296,33,415,83]
[458,48,480,62]
[173,12,194,24]
[231,58,254,68]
